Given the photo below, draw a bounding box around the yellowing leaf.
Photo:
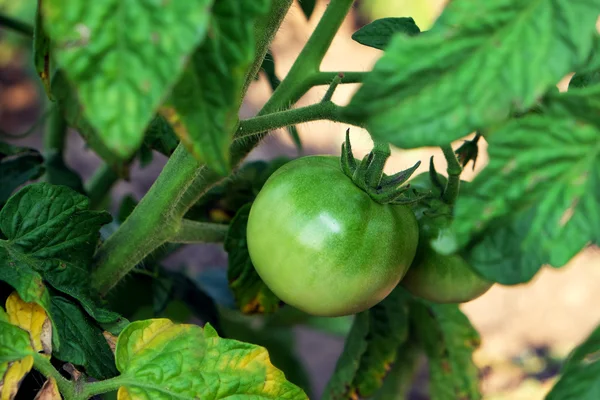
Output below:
[34,377,62,400]
[115,319,307,399]
[103,331,118,354]
[6,292,52,354]
[0,356,33,400]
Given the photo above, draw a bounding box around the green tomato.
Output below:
[246,155,419,317]
[401,172,493,303]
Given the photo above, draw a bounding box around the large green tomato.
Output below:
[401,173,493,303]
[247,155,419,317]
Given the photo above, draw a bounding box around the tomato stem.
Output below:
[322,72,344,102]
[441,144,463,204]
[0,12,33,38]
[364,140,391,188]
[168,220,229,244]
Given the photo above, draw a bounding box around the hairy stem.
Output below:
[92,145,204,295]
[321,73,344,102]
[237,101,348,139]
[92,0,353,295]
[44,107,67,153]
[0,13,33,37]
[441,144,462,204]
[169,220,229,244]
[77,376,126,400]
[308,71,366,86]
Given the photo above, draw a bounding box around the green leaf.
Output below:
[50,296,118,380]
[352,17,421,50]
[373,342,420,400]
[323,288,411,399]
[115,319,308,399]
[343,0,600,149]
[0,320,35,364]
[299,0,316,20]
[225,204,281,314]
[219,308,313,396]
[322,312,370,400]
[452,87,600,284]
[0,142,44,204]
[169,0,270,175]
[50,71,129,173]
[42,0,213,159]
[0,183,119,323]
[143,115,179,157]
[411,301,481,400]
[546,324,600,399]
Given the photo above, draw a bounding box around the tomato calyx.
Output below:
[340,129,422,205]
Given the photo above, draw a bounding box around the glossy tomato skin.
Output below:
[247,156,419,317]
[401,173,493,303]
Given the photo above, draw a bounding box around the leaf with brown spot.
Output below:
[34,377,61,400]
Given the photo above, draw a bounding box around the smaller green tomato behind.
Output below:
[246,156,419,317]
[400,172,493,304]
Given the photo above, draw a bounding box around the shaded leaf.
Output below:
[343,0,599,149]
[169,0,270,174]
[115,319,307,399]
[42,0,213,158]
[299,0,316,20]
[411,301,481,400]
[546,324,600,399]
[452,87,600,284]
[352,17,421,50]
[225,204,281,314]
[50,296,118,380]
[0,142,44,204]
[323,288,411,399]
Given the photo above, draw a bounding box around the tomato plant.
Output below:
[0,0,599,399]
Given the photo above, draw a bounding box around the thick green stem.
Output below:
[0,13,33,37]
[169,220,229,244]
[364,140,391,188]
[441,144,462,204]
[92,145,204,295]
[237,101,347,139]
[33,354,76,399]
[86,163,119,210]
[92,0,353,295]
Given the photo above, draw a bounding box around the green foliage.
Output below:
[323,288,411,399]
[42,0,213,159]
[1,0,600,398]
[352,17,420,50]
[115,319,307,399]
[169,0,271,174]
[0,142,44,204]
[453,86,600,284]
[225,204,281,314]
[411,301,481,400]
[343,0,600,149]
[547,324,600,399]
[50,296,117,380]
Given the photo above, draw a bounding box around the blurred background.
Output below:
[2,1,600,399]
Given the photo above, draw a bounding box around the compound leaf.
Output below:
[42,0,213,158]
[343,0,600,149]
